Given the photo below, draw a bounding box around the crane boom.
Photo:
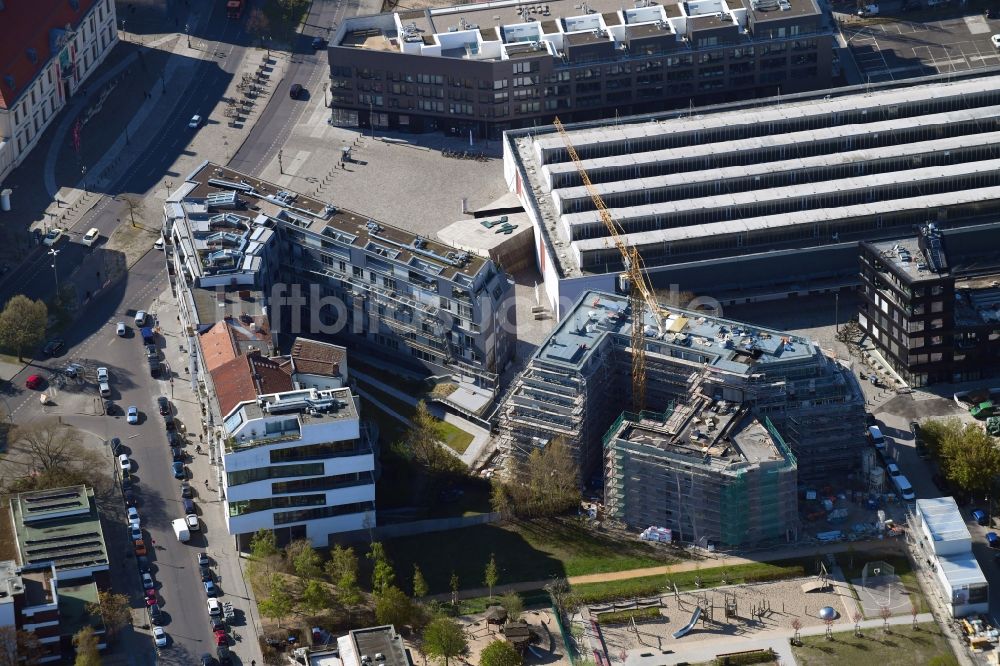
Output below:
[553,117,661,411]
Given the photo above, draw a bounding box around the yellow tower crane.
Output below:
[553,117,664,412]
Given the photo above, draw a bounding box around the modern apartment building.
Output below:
[221,386,376,548]
[0,0,118,187]
[858,222,1000,387]
[499,290,865,485]
[327,0,833,137]
[4,486,111,662]
[605,411,798,549]
[164,162,515,387]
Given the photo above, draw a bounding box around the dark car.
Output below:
[201,655,217,666]
[158,396,170,416]
[183,498,196,514]
[210,619,225,632]
[121,471,133,491]
[105,399,115,414]
[200,566,213,582]
[171,447,184,462]
[136,555,151,573]
[198,552,210,566]
[145,344,158,361]
[865,412,876,428]
[172,462,185,479]
[167,431,181,447]
[289,83,304,99]
[973,509,990,526]
[311,36,327,49]
[165,416,176,432]
[181,481,192,498]
[123,490,136,507]
[150,362,162,378]
[149,603,162,625]
[110,437,123,455]
[42,339,64,356]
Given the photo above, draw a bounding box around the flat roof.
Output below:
[916,497,971,543]
[506,73,1000,278]
[58,579,103,636]
[535,289,816,373]
[184,163,487,281]
[351,625,410,666]
[938,551,988,590]
[10,486,109,573]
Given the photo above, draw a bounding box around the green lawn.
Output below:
[838,553,928,614]
[571,558,812,605]
[792,624,957,666]
[378,518,677,595]
[359,382,474,453]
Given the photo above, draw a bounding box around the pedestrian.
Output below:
[204,479,209,488]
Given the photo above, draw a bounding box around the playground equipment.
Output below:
[672,606,702,639]
[724,591,739,619]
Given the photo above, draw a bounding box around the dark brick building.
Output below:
[859,223,1000,387]
[327,0,834,137]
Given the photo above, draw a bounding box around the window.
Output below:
[272,472,371,494]
[931,301,943,313]
[931,318,944,329]
[931,335,943,346]
[273,501,374,525]
[227,463,324,486]
[229,494,326,517]
[931,285,944,296]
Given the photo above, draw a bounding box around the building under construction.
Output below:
[499,290,866,492]
[604,410,798,548]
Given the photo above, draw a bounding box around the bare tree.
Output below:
[911,599,920,630]
[0,420,101,493]
[790,618,802,645]
[0,627,41,666]
[852,611,863,637]
[880,606,892,634]
[246,8,272,47]
[114,194,145,228]
[824,617,834,641]
[86,591,131,641]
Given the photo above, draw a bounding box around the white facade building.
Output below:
[0,0,118,189]
[914,497,988,618]
[222,386,375,548]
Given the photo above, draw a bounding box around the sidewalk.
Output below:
[151,286,265,666]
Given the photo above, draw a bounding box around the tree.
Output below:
[367,542,395,595]
[790,618,802,645]
[413,564,429,600]
[491,438,581,518]
[246,7,271,46]
[86,590,131,640]
[0,627,41,666]
[0,420,102,494]
[499,591,523,622]
[450,571,460,607]
[480,640,522,666]
[326,544,361,604]
[824,617,834,640]
[375,586,414,628]
[250,528,279,560]
[880,606,892,633]
[0,295,46,361]
[72,627,100,666]
[394,401,463,473]
[484,553,498,600]
[852,611,863,637]
[423,617,467,666]
[288,540,323,580]
[115,194,144,229]
[925,418,1000,498]
[258,574,294,628]
[302,579,332,615]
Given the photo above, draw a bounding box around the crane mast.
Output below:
[553,117,662,412]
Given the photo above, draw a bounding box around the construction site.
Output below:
[497,289,867,542]
[603,411,799,549]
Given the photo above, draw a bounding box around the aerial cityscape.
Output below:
[2,0,1000,664]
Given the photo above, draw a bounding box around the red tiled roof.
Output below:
[199,322,239,374]
[288,338,346,378]
[210,352,293,417]
[0,0,99,109]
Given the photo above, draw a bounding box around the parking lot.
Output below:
[841,10,1000,83]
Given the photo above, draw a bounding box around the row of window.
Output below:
[273,501,374,525]
[272,471,372,495]
[229,493,326,517]
[269,439,365,464]
[227,462,323,486]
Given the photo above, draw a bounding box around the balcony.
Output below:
[226,427,302,453]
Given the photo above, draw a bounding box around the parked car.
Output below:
[207,598,221,616]
[134,540,147,557]
[118,454,132,472]
[200,566,213,582]
[989,532,1000,548]
[973,509,989,526]
[64,363,83,378]
[146,345,158,361]
[127,507,140,524]
[312,37,327,49]
[165,416,176,432]
[183,498,196,514]
[886,462,901,477]
[181,481,192,498]
[158,396,170,416]
[127,406,139,424]
[137,556,151,574]
[25,374,44,390]
[42,228,63,246]
[111,438,123,455]
[993,34,1000,49]
[201,654,217,666]
[154,237,165,251]
[100,381,111,397]
[142,573,155,590]
[129,525,142,541]
[153,625,168,647]
[134,310,147,327]
[189,114,202,129]
[123,490,136,507]
[97,367,109,383]
[204,580,218,597]
[186,514,200,531]
[167,431,181,447]
[116,321,127,336]
[145,589,158,607]
[172,462,185,479]
[42,339,64,356]
[198,552,210,567]
[171,447,184,462]
[149,603,162,624]
[289,83,304,99]
[214,631,227,646]
[121,471,133,491]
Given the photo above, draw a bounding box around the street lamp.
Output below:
[185,24,191,49]
[48,248,60,292]
[121,19,127,42]
[81,165,87,193]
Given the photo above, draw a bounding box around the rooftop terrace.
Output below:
[225,387,360,452]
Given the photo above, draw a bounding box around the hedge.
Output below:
[596,606,662,625]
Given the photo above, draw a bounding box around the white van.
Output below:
[892,474,915,501]
[172,518,191,542]
[868,426,886,450]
